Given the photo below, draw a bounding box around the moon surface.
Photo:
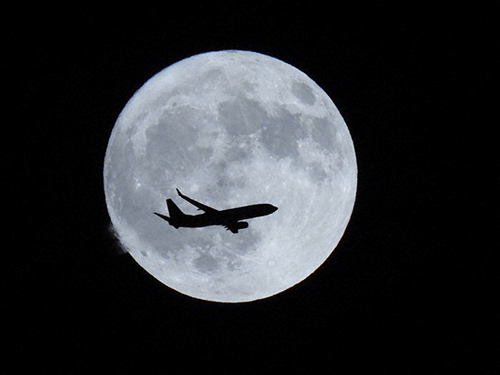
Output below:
[103,50,357,302]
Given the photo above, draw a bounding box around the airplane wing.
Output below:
[176,189,218,214]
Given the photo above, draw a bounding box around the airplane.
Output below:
[154,189,278,233]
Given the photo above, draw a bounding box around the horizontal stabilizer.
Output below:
[154,212,170,223]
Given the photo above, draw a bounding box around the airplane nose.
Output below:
[271,205,278,213]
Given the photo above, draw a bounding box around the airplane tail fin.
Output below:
[166,198,185,220]
[154,199,186,229]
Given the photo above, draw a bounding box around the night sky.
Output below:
[6,3,493,374]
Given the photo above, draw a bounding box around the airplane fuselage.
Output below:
[182,204,277,227]
[154,189,277,233]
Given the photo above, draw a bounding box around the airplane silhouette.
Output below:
[154,189,278,233]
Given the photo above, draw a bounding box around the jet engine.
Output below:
[235,221,249,230]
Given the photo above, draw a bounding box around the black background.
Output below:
[5,2,494,374]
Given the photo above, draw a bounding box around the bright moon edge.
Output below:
[103,50,357,303]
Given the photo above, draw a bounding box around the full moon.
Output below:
[104,50,357,302]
